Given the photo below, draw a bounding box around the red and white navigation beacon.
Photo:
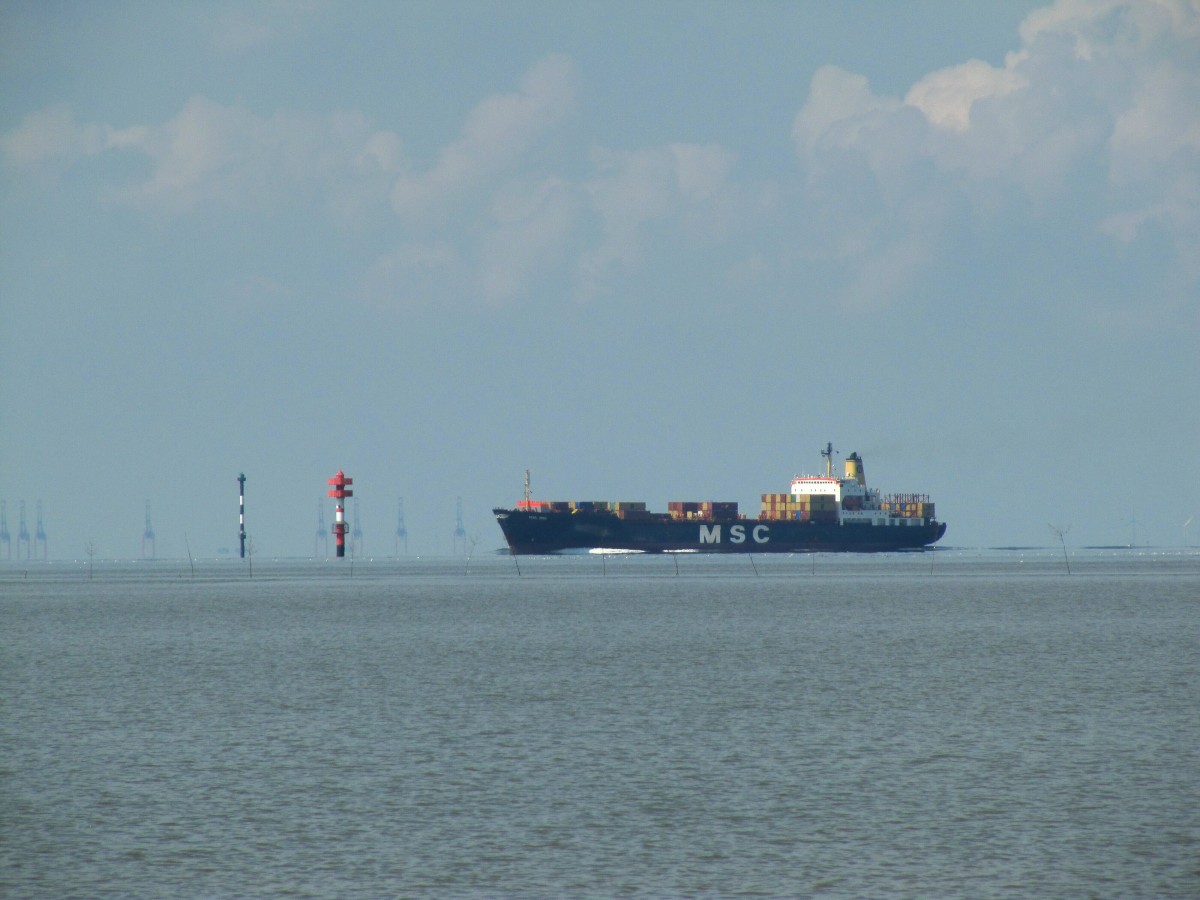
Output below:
[327,470,354,558]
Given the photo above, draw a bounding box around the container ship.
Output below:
[493,443,947,554]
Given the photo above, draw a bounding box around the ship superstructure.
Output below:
[493,442,946,555]
[771,443,937,530]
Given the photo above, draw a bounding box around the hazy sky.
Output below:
[2,0,1198,558]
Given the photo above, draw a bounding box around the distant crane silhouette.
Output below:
[34,501,48,560]
[453,496,467,555]
[1183,516,1194,548]
[0,500,10,559]
[315,501,328,558]
[352,499,364,557]
[142,500,156,559]
[395,497,408,556]
[17,500,30,560]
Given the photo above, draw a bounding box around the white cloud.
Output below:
[2,95,403,216]
[577,142,736,299]
[905,57,1027,132]
[787,0,1200,315]
[374,54,736,305]
[390,54,578,225]
[478,177,577,305]
[358,132,404,176]
[126,98,403,214]
[2,105,108,167]
[1017,0,1125,60]
[1110,62,1200,185]
[8,3,1196,323]
[1016,0,1200,59]
[791,65,902,159]
[670,143,735,203]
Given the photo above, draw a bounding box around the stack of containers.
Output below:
[667,501,739,520]
[611,501,649,520]
[760,493,838,522]
[760,494,790,520]
[669,501,702,519]
[881,494,935,519]
[569,501,611,512]
[709,502,739,519]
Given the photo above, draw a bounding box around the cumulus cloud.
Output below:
[2,105,109,167]
[390,54,578,225]
[1109,60,1200,185]
[370,135,735,308]
[127,98,403,214]
[578,143,735,299]
[671,143,735,203]
[791,66,902,157]
[905,57,1028,132]
[789,0,1200,316]
[377,55,736,305]
[478,176,577,305]
[8,3,1196,324]
[2,95,402,217]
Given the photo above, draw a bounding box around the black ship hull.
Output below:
[494,508,947,555]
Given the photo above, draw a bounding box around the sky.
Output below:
[2,0,1198,558]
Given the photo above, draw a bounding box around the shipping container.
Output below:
[616,509,653,521]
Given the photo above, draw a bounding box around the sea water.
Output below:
[2,550,1198,898]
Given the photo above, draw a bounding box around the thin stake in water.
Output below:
[1049,523,1071,574]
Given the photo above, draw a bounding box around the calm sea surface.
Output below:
[2,550,1198,898]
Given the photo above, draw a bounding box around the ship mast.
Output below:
[822,442,835,478]
[524,468,531,506]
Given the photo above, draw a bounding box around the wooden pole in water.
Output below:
[1049,524,1071,574]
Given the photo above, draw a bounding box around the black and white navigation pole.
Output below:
[238,472,247,559]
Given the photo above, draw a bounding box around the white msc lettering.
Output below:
[729,524,746,544]
[753,525,769,544]
[699,524,721,543]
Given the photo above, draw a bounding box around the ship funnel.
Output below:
[845,452,866,487]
